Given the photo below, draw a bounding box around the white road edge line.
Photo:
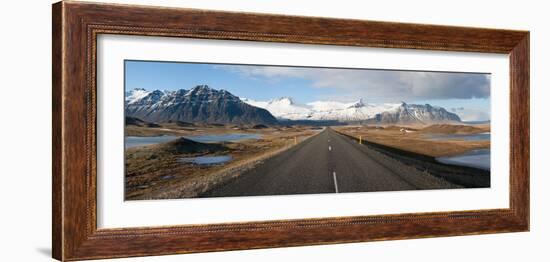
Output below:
[332,171,339,193]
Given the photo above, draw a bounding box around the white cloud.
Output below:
[450,107,491,121]
[221,65,490,102]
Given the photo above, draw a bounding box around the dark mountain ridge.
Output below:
[125,85,279,125]
[367,102,461,125]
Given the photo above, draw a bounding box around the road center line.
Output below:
[328,146,332,151]
[332,171,339,193]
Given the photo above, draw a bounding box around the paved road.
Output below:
[204,128,450,197]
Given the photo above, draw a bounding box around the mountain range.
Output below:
[125,85,462,125]
[125,85,278,125]
[242,97,461,124]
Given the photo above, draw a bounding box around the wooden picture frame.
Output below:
[52,1,529,261]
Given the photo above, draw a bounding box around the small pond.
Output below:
[436,149,490,170]
[125,135,178,149]
[178,155,233,166]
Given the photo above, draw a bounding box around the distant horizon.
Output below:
[125,60,491,121]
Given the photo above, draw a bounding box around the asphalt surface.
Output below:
[204,128,449,197]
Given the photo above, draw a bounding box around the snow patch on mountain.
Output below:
[125,88,150,104]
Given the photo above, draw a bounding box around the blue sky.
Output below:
[125,61,338,103]
[125,60,491,121]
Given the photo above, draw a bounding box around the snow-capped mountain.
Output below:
[241,97,460,124]
[307,99,402,122]
[241,97,312,120]
[241,97,401,121]
[125,85,278,125]
[125,88,150,104]
[367,102,461,125]
[126,86,461,125]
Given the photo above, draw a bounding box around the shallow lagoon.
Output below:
[436,149,490,170]
[178,155,233,166]
[125,135,179,149]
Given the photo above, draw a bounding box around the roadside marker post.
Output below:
[359,136,362,144]
[294,137,297,145]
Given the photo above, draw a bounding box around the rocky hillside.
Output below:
[366,102,461,125]
[125,85,278,125]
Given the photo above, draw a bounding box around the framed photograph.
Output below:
[52,1,529,261]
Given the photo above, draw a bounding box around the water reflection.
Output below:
[178,155,233,166]
[436,149,490,170]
